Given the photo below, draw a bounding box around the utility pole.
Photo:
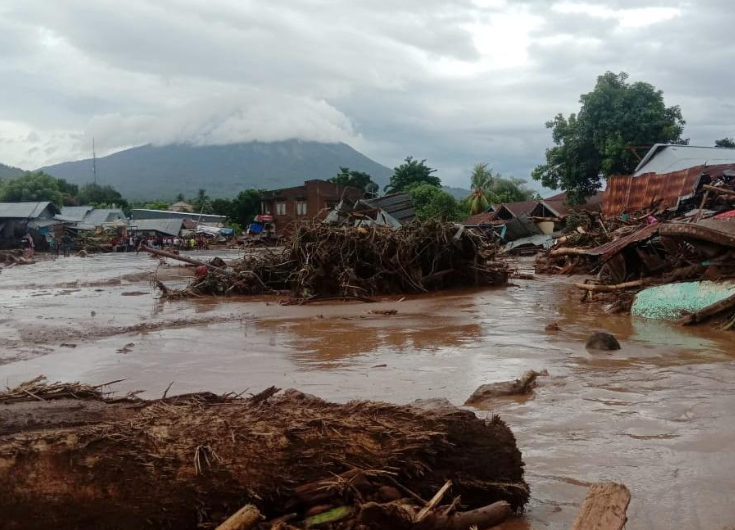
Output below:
[92,137,97,187]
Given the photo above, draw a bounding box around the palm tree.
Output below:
[468,164,495,215]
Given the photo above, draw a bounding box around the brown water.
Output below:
[1,252,734,529]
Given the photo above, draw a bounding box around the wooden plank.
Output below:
[570,483,631,530]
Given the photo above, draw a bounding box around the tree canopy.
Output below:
[406,183,464,221]
[78,183,128,209]
[532,71,686,203]
[210,189,261,228]
[0,171,75,206]
[467,163,536,215]
[715,137,735,148]
[385,157,441,193]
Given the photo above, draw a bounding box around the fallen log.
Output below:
[570,483,631,530]
[142,245,233,276]
[574,280,646,292]
[676,291,735,326]
[549,247,590,257]
[0,383,528,530]
[702,184,735,199]
[215,504,262,530]
[464,370,547,407]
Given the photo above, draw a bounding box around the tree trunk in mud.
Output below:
[570,483,631,530]
[0,389,528,530]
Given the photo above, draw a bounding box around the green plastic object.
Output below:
[304,506,352,527]
[632,280,735,320]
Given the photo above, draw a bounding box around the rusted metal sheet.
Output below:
[659,219,735,248]
[580,223,660,259]
[603,164,735,218]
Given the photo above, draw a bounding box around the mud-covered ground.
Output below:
[1,251,734,530]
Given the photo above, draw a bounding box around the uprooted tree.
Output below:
[532,71,686,204]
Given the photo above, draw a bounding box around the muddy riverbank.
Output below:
[1,252,734,529]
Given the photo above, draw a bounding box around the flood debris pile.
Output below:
[154,221,509,300]
[0,380,528,530]
[536,177,735,325]
[0,249,35,267]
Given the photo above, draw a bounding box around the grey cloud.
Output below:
[1,0,735,187]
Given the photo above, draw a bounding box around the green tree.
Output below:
[385,157,441,193]
[191,188,211,213]
[57,179,80,206]
[406,183,461,221]
[468,164,492,215]
[329,167,374,190]
[210,190,261,227]
[715,138,735,148]
[144,200,170,210]
[532,71,685,203]
[78,183,128,209]
[175,192,186,202]
[0,171,64,206]
[467,163,536,214]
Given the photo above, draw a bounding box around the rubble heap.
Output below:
[0,379,528,530]
[535,175,735,323]
[157,221,510,300]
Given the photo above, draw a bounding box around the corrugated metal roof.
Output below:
[131,209,226,223]
[59,206,94,222]
[634,144,735,176]
[0,201,55,219]
[129,218,184,236]
[580,223,660,259]
[464,211,497,226]
[601,164,735,217]
[361,193,415,222]
[83,209,126,227]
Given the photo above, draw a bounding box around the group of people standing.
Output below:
[109,234,208,252]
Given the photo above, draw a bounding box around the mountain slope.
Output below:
[0,162,25,179]
[42,141,393,200]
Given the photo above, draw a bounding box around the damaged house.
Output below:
[260,180,365,235]
[325,192,416,228]
[0,201,60,249]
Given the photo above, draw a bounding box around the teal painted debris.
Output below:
[632,280,735,321]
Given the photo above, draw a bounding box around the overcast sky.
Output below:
[1,0,733,189]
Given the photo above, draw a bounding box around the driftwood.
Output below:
[358,499,511,530]
[702,184,735,198]
[215,505,262,530]
[0,383,528,530]
[142,245,234,276]
[575,280,646,292]
[155,222,509,299]
[676,291,735,326]
[549,247,590,257]
[464,370,547,407]
[570,483,631,530]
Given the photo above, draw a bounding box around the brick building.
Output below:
[260,180,364,233]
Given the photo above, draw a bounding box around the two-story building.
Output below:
[259,179,364,234]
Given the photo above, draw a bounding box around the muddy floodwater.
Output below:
[1,251,735,529]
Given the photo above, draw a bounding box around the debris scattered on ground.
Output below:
[585,332,621,351]
[0,381,528,530]
[150,221,510,301]
[0,376,137,404]
[545,322,562,332]
[464,370,548,407]
[117,342,136,354]
[534,171,735,328]
[369,309,398,315]
[0,249,35,267]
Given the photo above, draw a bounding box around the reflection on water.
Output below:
[256,316,482,367]
[1,253,735,530]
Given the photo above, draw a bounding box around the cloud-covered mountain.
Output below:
[0,162,25,179]
[42,141,393,200]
